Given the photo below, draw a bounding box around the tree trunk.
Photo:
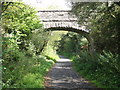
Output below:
[85,34,95,55]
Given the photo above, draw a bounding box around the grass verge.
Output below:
[62,51,120,88]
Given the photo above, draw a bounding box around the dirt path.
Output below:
[45,56,96,89]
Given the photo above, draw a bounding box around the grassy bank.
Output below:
[3,50,57,88]
[62,51,120,88]
[18,55,56,88]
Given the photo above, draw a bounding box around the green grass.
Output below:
[17,55,55,88]
[64,51,120,88]
[42,45,60,60]
[3,53,56,88]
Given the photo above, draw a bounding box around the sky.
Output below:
[23,0,71,10]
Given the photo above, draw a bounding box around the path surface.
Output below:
[45,56,96,89]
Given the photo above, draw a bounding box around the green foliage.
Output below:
[3,53,55,88]
[30,29,50,55]
[20,73,44,88]
[41,31,68,60]
[2,2,42,51]
[44,55,57,63]
[71,51,120,88]
[71,2,120,53]
[42,45,59,60]
[17,55,55,88]
[2,2,55,88]
[2,1,120,89]
[57,32,88,53]
[60,3,120,88]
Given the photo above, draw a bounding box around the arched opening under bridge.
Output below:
[38,10,95,53]
[45,27,95,53]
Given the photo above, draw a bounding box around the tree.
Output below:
[2,2,49,87]
[2,2,42,50]
[71,2,120,53]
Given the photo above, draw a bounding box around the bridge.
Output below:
[37,10,95,53]
[37,10,90,33]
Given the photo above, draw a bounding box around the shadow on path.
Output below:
[45,56,96,89]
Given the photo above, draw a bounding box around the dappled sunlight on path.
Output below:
[45,56,96,89]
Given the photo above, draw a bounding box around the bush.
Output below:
[17,55,55,88]
[3,52,55,88]
[71,51,120,88]
[2,2,55,88]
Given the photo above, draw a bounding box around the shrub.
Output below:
[71,51,120,88]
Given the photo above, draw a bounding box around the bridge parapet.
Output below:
[37,10,90,33]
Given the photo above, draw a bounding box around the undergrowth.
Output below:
[2,49,56,88]
[63,51,120,88]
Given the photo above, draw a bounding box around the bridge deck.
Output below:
[37,10,90,33]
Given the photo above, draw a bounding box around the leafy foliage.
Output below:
[2,1,120,89]
[71,51,120,88]
[2,2,42,51]
[71,2,120,53]
[3,53,55,88]
[58,2,120,88]
[2,2,56,88]
[17,55,55,88]
[57,32,88,53]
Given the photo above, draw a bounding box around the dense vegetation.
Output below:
[57,2,120,88]
[2,2,57,88]
[1,1,120,89]
[71,2,120,53]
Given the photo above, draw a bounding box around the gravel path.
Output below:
[45,56,96,89]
